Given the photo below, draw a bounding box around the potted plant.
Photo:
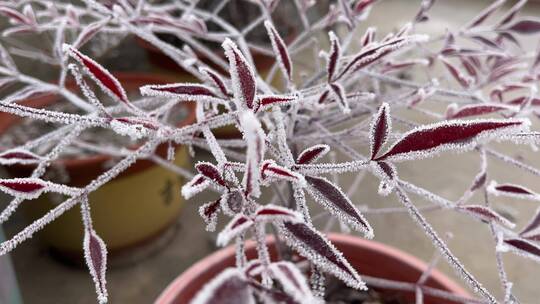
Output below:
[0,0,540,303]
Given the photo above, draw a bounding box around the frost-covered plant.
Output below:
[1,0,540,303]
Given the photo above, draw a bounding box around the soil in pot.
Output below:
[0,73,197,266]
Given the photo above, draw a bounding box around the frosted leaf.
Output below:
[336,34,429,79]
[374,118,530,162]
[268,261,319,303]
[371,161,397,196]
[360,27,376,47]
[457,205,515,228]
[195,162,226,187]
[487,181,540,201]
[191,268,254,304]
[73,19,109,49]
[329,83,350,113]
[276,222,366,290]
[439,56,474,88]
[140,83,222,103]
[304,175,373,238]
[217,214,254,247]
[0,178,47,200]
[239,111,266,197]
[327,31,341,82]
[520,207,540,239]
[254,204,302,223]
[317,90,330,105]
[0,148,42,165]
[199,199,221,232]
[296,144,330,164]
[499,238,540,263]
[261,160,306,186]
[369,103,391,159]
[199,67,231,97]
[181,174,211,199]
[83,229,108,304]
[256,95,298,112]
[222,39,257,110]
[446,103,517,119]
[63,44,131,107]
[264,21,292,82]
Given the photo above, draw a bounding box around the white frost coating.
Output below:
[275,222,367,290]
[0,148,42,165]
[191,268,254,304]
[304,180,373,238]
[260,160,306,187]
[487,180,540,202]
[217,214,254,247]
[109,119,150,140]
[181,174,211,199]
[222,38,256,110]
[381,118,531,162]
[264,20,292,82]
[268,261,320,304]
[139,83,224,104]
[254,204,303,223]
[497,238,540,264]
[239,111,265,197]
[83,229,108,304]
[297,144,330,164]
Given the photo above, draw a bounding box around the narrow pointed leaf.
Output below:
[458,205,514,228]
[265,21,292,81]
[223,39,256,109]
[375,119,529,162]
[195,162,226,187]
[277,222,366,289]
[305,175,373,237]
[0,178,46,199]
[83,229,108,304]
[217,214,254,246]
[370,103,391,159]
[64,44,130,106]
[297,144,330,164]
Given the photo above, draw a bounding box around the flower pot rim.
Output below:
[0,72,196,174]
[155,233,470,304]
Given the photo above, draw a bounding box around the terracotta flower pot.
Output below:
[156,233,470,304]
[0,73,196,264]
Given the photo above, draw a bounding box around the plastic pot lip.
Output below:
[0,72,197,174]
[155,233,471,304]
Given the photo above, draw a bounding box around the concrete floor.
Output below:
[2,0,540,303]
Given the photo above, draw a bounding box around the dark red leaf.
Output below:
[504,238,540,259]
[83,229,108,303]
[200,67,230,97]
[504,19,540,35]
[265,21,292,81]
[65,45,130,105]
[458,205,514,227]
[375,119,527,162]
[223,39,256,109]
[305,175,372,236]
[0,178,45,195]
[195,162,226,187]
[297,144,330,164]
[447,104,515,119]
[369,103,391,159]
[191,269,253,304]
[327,32,341,82]
[279,222,365,289]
